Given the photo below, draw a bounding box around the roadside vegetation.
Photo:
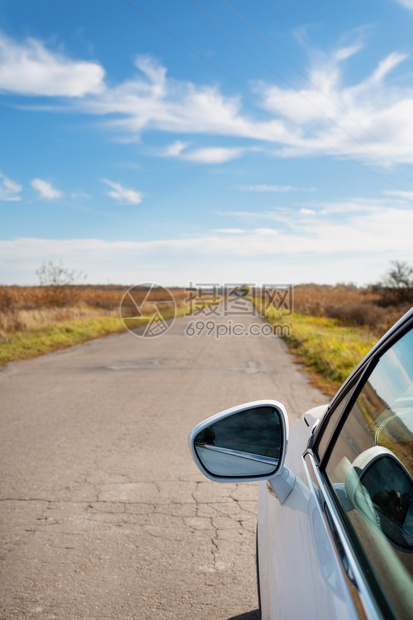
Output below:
[0,284,205,366]
[265,310,377,394]
[254,261,413,395]
[0,317,125,366]
[0,262,206,366]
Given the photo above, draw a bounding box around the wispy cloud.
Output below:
[217,208,294,224]
[70,191,91,200]
[160,141,246,164]
[0,171,22,201]
[183,147,245,164]
[11,196,402,259]
[218,196,413,230]
[85,45,413,165]
[161,141,189,157]
[2,33,413,166]
[31,178,63,199]
[0,31,105,96]
[383,189,413,200]
[101,179,143,204]
[394,0,413,10]
[1,200,412,284]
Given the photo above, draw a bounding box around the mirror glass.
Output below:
[359,454,413,549]
[194,405,283,478]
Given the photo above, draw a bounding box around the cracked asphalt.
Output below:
[0,306,327,619]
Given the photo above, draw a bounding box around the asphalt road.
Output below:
[0,304,328,619]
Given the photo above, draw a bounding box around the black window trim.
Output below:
[313,371,361,461]
[319,354,379,470]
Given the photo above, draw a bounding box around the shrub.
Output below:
[324,301,387,329]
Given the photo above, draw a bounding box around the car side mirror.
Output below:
[346,446,413,549]
[189,400,295,503]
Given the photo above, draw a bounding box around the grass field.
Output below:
[0,285,218,366]
[253,294,397,395]
[280,313,376,394]
[0,317,126,366]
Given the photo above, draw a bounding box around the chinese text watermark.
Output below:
[120,282,293,339]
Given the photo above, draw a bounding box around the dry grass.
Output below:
[0,285,192,336]
[254,285,411,394]
[291,284,409,337]
[0,285,220,365]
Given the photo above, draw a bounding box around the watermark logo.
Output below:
[184,283,293,319]
[120,283,176,338]
[120,282,293,339]
[184,319,291,339]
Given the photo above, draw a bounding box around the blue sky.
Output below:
[1,0,413,286]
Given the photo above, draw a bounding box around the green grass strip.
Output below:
[0,302,218,366]
[255,299,377,392]
[0,317,127,366]
[284,313,376,386]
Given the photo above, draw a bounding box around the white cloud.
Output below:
[31,178,63,199]
[1,199,413,286]
[220,196,412,227]
[0,171,22,201]
[383,190,413,200]
[161,141,189,157]
[3,33,413,166]
[261,47,413,164]
[394,0,413,10]
[301,197,400,215]
[81,45,413,165]
[101,179,143,204]
[83,55,292,143]
[367,52,408,84]
[159,141,246,164]
[0,31,105,96]
[183,147,245,164]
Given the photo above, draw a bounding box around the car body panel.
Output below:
[258,414,360,620]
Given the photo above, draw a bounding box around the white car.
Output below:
[189,309,413,619]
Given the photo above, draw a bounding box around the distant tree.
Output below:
[36,261,85,306]
[373,260,413,305]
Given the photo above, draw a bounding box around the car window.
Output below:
[325,326,413,619]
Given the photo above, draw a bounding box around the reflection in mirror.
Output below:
[359,454,413,549]
[194,405,283,478]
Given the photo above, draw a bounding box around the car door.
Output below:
[257,402,363,619]
[259,314,413,620]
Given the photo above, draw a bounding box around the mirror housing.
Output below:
[189,400,294,502]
